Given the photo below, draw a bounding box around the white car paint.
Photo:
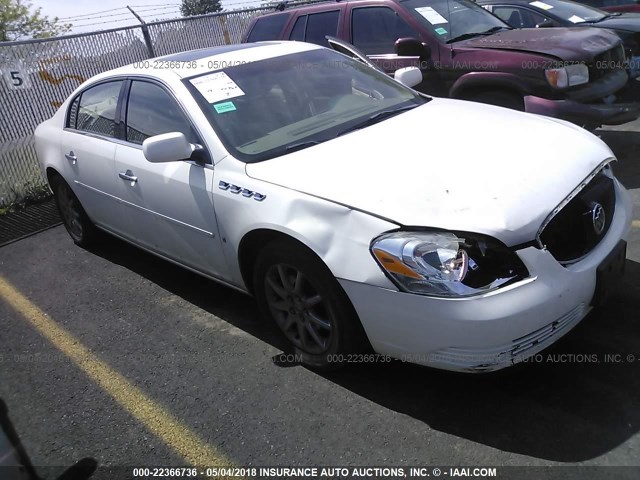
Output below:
[34,41,632,372]
[246,98,614,247]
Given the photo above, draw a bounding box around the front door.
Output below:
[113,79,227,278]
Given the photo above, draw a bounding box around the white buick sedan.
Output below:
[35,41,631,372]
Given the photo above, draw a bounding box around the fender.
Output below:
[450,72,532,99]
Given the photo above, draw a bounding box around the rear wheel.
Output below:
[468,90,525,111]
[254,240,368,370]
[51,175,97,246]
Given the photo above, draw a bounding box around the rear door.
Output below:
[113,79,227,277]
[287,9,342,47]
[59,79,130,236]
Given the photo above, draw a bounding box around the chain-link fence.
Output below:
[0,2,317,207]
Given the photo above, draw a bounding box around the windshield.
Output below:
[185,49,426,163]
[401,0,509,43]
[527,0,607,23]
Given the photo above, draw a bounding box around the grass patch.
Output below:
[0,183,53,216]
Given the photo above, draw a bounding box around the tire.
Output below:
[51,175,98,247]
[254,240,368,370]
[468,90,525,111]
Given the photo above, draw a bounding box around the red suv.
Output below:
[242,0,640,127]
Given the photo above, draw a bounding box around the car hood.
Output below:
[586,13,640,32]
[459,27,621,61]
[245,98,614,247]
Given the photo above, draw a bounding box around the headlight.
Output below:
[370,231,529,297]
[545,63,589,89]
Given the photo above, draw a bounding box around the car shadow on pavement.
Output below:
[88,235,640,463]
[597,129,640,190]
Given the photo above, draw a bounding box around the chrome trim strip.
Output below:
[536,157,616,250]
[74,181,214,237]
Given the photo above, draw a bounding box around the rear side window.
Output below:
[289,16,307,41]
[125,80,198,145]
[305,11,340,46]
[75,81,122,138]
[66,96,80,129]
[247,14,289,41]
[352,7,419,55]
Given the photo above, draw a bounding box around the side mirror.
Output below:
[143,132,196,163]
[395,37,430,59]
[394,67,423,88]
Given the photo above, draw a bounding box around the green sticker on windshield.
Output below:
[214,101,236,113]
[435,27,448,35]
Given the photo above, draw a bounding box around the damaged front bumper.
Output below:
[338,180,632,373]
[524,69,640,126]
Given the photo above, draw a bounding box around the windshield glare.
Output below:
[526,0,606,23]
[186,49,425,163]
[402,0,508,43]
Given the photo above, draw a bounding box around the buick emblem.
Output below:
[591,202,605,236]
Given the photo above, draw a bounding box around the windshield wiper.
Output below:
[446,26,510,44]
[337,104,422,137]
[284,140,322,154]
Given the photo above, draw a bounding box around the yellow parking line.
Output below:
[0,275,231,467]
[633,220,640,229]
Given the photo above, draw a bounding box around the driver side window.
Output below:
[125,80,199,145]
[352,7,419,55]
[493,6,550,28]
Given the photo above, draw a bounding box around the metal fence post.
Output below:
[127,6,156,58]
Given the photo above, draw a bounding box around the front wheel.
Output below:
[254,241,368,370]
[51,175,97,246]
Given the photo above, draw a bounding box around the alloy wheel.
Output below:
[264,263,333,354]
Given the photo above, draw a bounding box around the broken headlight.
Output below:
[370,231,529,297]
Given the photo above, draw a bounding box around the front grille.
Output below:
[539,169,615,263]
[589,45,626,81]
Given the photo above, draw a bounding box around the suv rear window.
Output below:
[247,14,290,42]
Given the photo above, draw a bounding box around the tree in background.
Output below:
[0,0,71,41]
[180,0,223,16]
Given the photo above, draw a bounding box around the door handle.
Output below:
[64,151,77,164]
[118,170,138,184]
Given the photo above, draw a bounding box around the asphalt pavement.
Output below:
[0,121,639,479]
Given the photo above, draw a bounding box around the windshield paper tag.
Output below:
[190,72,245,104]
[529,1,554,9]
[435,27,448,35]
[415,7,448,25]
[568,14,585,22]
[214,101,237,113]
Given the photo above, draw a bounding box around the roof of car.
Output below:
[88,41,322,84]
[157,43,264,62]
